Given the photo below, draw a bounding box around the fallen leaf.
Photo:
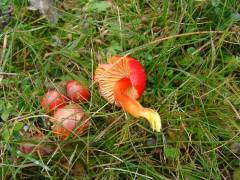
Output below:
[28,0,58,24]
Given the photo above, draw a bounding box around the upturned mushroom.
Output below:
[95,56,161,132]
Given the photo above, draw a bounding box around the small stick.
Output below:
[0,34,8,66]
[125,30,235,54]
[0,72,18,76]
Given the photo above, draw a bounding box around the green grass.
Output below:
[0,0,240,179]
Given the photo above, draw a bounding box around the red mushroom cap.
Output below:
[66,80,90,102]
[40,89,67,112]
[50,104,89,139]
[19,129,53,156]
[127,57,146,97]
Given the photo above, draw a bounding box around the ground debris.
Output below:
[28,0,58,24]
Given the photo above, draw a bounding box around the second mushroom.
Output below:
[95,56,161,132]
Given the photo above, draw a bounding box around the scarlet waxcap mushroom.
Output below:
[95,56,161,132]
[66,80,90,102]
[19,129,53,156]
[50,104,89,139]
[40,89,67,112]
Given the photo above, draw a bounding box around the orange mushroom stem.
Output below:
[114,78,161,131]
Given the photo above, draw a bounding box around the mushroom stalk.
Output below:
[114,78,161,132]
